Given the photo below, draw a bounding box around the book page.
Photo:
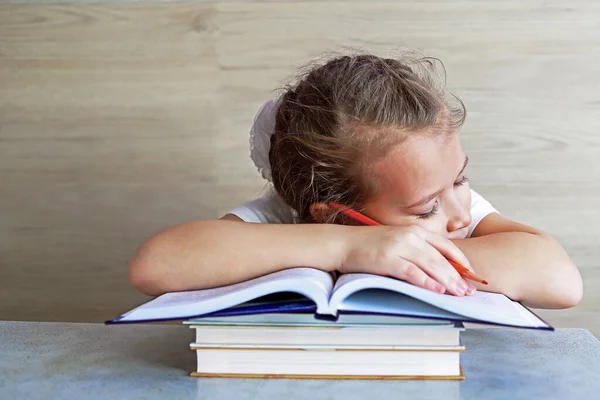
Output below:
[116,268,334,322]
[328,273,548,328]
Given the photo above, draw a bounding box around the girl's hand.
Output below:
[340,225,476,296]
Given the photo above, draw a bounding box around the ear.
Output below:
[309,203,333,223]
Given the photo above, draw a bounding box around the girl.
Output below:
[129,53,582,309]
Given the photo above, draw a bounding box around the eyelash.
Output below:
[455,175,468,187]
[416,176,468,220]
[417,203,439,220]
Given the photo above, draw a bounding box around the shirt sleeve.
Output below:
[467,189,499,237]
[227,189,296,224]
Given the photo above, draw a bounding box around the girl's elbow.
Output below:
[550,284,582,310]
[559,264,583,308]
[537,236,583,309]
[520,258,582,310]
[128,263,162,297]
[547,259,583,309]
[128,242,169,297]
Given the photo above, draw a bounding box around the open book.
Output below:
[109,267,552,329]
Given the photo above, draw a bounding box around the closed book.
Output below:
[190,346,464,379]
[186,314,463,347]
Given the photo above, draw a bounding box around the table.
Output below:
[0,321,598,399]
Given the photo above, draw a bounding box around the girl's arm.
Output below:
[128,216,473,297]
[128,215,348,296]
[452,213,582,309]
[128,211,581,309]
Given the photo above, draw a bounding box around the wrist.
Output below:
[294,223,357,273]
[328,224,366,274]
[266,222,355,274]
[317,223,356,273]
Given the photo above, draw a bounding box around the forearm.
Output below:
[128,220,346,295]
[453,232,582,308]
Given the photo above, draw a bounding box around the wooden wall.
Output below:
[1,1,598,335]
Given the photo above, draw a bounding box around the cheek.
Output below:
[411,218,448,236]
[376,209,447,234]
[461,184,472,210]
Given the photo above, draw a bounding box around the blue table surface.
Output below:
[0,321,599,400]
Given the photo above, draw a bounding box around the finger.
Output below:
[416,231,477,295]
[416,228,473,272]
[407,243,471,296]
[390,261,446,294]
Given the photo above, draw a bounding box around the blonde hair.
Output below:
[269,53,465,223]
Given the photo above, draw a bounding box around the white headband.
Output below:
[249,98,280,182]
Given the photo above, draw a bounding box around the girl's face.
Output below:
[363,133,472,239]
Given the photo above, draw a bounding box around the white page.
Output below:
[116,268,334,322]
[328,273,548,328]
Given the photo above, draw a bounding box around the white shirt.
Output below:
[228,188,498,238]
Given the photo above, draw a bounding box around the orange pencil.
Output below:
[328,202,488,285]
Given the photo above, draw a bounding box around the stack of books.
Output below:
[109,267,552,379]
[185,313,465,379]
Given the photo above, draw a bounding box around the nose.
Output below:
[446,198,471,233]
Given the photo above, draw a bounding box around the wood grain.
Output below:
[1,2,598,336]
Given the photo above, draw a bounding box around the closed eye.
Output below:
[417,176,467,219]
[416,202,439,220]
[454,176,468,187]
